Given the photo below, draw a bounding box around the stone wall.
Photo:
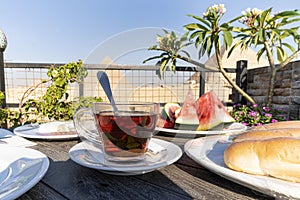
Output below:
[247,60,300,119]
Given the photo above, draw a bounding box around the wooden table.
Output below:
[17,133,274,200]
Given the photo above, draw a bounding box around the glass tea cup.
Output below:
[73,102,159,162]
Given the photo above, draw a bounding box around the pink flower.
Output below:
[249,111,257,117]
[242,122,248,126]
[265,113,272,117]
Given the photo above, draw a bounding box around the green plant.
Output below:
[20,60,102,124]
[230,103,288,127]
[143,30,193,78]
[0,91,20,128]
[231,8,300,107]
[0,91,8,127]
[0,60,102,128]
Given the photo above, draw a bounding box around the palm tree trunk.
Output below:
[214,43,255,104]
[177,53,255,104]
[267,68,277,107]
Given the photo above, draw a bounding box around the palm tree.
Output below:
[231,8,300,107]
[144,4,255,104]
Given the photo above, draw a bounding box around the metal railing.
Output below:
[3,61,247,108]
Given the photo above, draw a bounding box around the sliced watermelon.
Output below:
[175,89,199,130]
[196,90,235,131]
[160,103,181,123]
[157,103,180,129]
[156,116,175,128]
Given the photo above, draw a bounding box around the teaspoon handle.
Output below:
[97,71,118,113]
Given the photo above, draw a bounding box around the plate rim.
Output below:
[184,136,300,199]
[69,138,182,175]
[0,145,49,200]
[14,121,78,140]
[156,122,247,136]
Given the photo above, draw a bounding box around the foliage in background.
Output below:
[0,91,21,128]
[145,4,300,107]
[230,103,288,127]
[232,8,300,107]
[0,60,102,128]
[143,30,192,79]
[0,92,8,126]
[144,4,255,104]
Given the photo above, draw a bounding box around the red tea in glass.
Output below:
[96,110,157,161]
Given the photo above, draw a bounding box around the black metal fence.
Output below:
[2,61,247,108]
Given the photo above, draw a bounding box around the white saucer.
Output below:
[69,138,182,175]
[0,145,49,200]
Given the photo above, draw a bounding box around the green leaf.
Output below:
[143,54,167,64]
[180,41,193,49]
[257,47,266,62]
[227,41,242,58]
[276,46,287,62]
[273,10,300,20]
[258,28,264,43]
[260,8,272,27]
[206,36,213,57]
[282,42,296,52]
[187,14,210,27]
[180,50,191,58]
[253,34,259,47]
[184,23,208,31]
[180,32,189,42]
[223,30,233,49]
[227,15,244,24]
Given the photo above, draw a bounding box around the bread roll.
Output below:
[251,121,300,130]
[224,138,300,183]
[233,128,300,142]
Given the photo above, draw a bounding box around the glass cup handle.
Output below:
[73,108,101,145]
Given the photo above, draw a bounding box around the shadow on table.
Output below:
[40,157,194,200]
[175,154,274,200]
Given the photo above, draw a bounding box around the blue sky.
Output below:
[0,0,299,64]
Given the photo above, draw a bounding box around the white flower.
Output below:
[252,8,263,16]
[219,4,225,9]
[219,4,226,14]
[157,37,162,43]
[246,8,251,14]
[211,4,218,12]
[220,7,227,14]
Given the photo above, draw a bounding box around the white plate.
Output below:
[14,121,78,140]
[69,138,182,175]
[0,145,49,200]
[184,135,300,199]
[156,122,247,136]
[0,129,14,139]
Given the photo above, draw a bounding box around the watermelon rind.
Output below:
[174,89,199,130]
[196,90,235,131]
[174,117,199,130]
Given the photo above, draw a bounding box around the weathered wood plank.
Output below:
[16,182,67,200]
[17,136,274,200]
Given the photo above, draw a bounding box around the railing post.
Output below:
[0,29,7,109]
[199,71,205,97]
[234,60,248,104]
